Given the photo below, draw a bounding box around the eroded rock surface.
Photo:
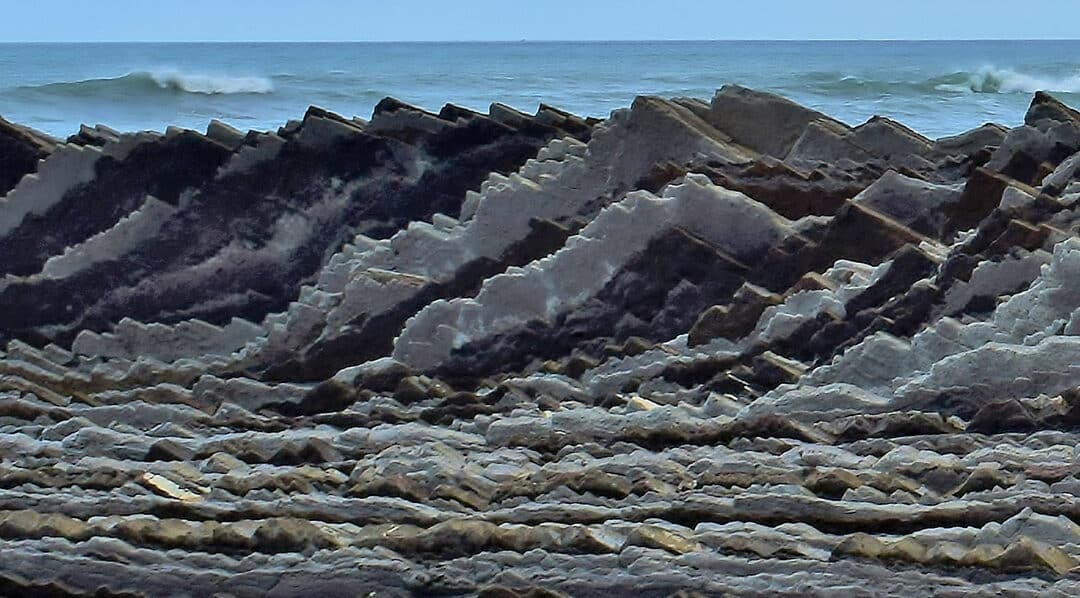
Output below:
[1,87,1079,596]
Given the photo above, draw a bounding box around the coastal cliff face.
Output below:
[0,87,1079,596]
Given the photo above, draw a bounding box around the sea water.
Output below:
[2,40,1079,139]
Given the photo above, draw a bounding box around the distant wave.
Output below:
[15,69,275,97]
[797,66,1080,97]
[148,69,275,94]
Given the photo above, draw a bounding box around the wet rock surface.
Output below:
[1,87,1079,596]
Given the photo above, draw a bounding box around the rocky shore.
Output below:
[0,86,1079,596]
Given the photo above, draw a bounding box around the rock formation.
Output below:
[0,86,1079,596]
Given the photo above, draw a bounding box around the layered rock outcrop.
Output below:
[1,86,1079,596]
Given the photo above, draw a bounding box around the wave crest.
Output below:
[934,66,1080,95]
[147,69,274,95]
[16,69,274,98]
[797,66,1080,97]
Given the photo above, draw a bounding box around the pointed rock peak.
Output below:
[0,115,60,196]
[713,85,834,116]
[857,115,932,143]
[537,103,580,120]
[628,95,730,143]
[709,85,845,159]
[489,102,530,119]
[372,97,430,117]
[934,122,1009,143]
[0,114,59,152]
[290,106,366,144]
[488,102,533,127]
[164,125,196,139]
[1025,91,1080,129]
[205,119,246,150]
[850,115,933,158]
[630,94,678,112]
[438,103,482,122]
[535,103,592,135]
[303,105,351,124]
[67,124,123,147]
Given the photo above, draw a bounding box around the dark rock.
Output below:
[933,123,1008,157]
[688,283,783,346]
[2,89,1079,597]
[1025,91,1080,130]
[394,376,431,404]
[272,218,580,382]
[0,103,593,348]
[438,227,750,377]
[968,399,1037,434]
[0,116,56,196]
[943,167,1013,238]
[273,381,359,417]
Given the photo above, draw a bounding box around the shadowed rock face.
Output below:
[0,116,56,196]
[264,216,584,381]
[0,101,591,345]
[435,226,753,378]
[2,88,1080,596]
[0,131,234,279]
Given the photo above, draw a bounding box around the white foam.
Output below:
[147,69,274,95]
[936,66,1080,95]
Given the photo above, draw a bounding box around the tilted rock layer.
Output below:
[1,87,1080,596]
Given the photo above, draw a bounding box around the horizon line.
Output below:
[1,38,1078,44]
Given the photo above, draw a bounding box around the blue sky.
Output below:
[6,0,1079,42]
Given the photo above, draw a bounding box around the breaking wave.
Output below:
[933,66,1080,94]
[797,66,1080,97]
[16,69,275,97]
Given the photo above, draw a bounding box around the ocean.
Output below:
[1,40,1079,139]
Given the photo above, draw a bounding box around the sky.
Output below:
[4,0,1079,42]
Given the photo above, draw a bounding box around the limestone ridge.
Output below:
[0,87,1079,596]
[0,100,592,346]
[0,115,57,196]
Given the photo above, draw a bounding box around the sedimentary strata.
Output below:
[0,86,1079,596]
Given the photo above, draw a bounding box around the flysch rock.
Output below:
[232,94,756,381]
[0,100,591,347]
[1,88,1079,596]
[392,174,792,373]
[0,115,57,196]
[38,195,178,280]
[0,143,103,239]
[851,170,964,238]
